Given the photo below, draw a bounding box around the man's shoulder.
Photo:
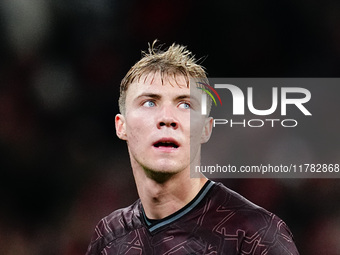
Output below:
[85,200,143,255]
[211,182,292,233]
[211,182,297,253]
[212,181,274,215]
[104,199,142,230]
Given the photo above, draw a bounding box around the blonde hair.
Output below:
[118,40,208,114]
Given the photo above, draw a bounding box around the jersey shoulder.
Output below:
[211,182,298,254]
[212,182,290,232]
[213,182,278,216]
[85,199,142,255]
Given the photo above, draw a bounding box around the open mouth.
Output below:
[153,138,180,149]
[153,142,179,149]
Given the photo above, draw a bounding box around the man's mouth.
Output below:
[153,138,180,149]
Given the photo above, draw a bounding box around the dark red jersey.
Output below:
[86,181,299,254]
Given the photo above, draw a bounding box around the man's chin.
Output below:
[143,167,182,183]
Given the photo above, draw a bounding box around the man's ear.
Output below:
[115,114,127,140]
[201,117,213,144]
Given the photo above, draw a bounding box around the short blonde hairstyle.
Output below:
[118,41,208,114]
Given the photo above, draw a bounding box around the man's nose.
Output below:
[157,105,178,129]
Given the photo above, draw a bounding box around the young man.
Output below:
[86,42,299,254]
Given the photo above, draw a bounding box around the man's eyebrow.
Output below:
[176,95,190,100]
[136,93,199,103]
[136,93,161,100]
[177,94,200,104]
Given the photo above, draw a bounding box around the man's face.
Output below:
[115,72,212,175]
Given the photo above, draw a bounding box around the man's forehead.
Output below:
[126,73,204,101]
[136,72,189,88]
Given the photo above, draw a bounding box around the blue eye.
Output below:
[179,102,190,109]
[143,101,156,107]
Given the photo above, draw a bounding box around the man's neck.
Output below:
[133,167,208,220]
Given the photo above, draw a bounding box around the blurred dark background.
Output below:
[0,0,339,254]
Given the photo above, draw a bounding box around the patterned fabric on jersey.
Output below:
[86,181,299,255]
